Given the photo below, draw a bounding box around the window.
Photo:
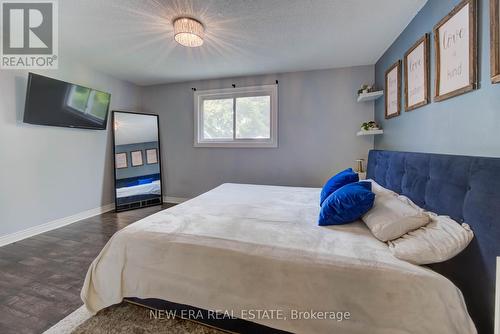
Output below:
[194,85,278,147]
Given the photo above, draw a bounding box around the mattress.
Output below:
[115,180,161,198]
[81,183,476,334]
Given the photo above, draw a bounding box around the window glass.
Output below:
[202,98,233,139]
[235,96,271,139]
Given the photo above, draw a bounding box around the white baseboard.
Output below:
[0,197,188,248]
[0,203,115,247]
[163,196,189,204]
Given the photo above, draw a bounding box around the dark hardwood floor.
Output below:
[0,204,174,334]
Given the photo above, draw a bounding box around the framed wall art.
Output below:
[491,0,500,83]
[433,0,477,101]
[131,150,144,167]
[385,60,401,119]
[404,34,430,111]
[146,148,158,164]
[115,153,128,169]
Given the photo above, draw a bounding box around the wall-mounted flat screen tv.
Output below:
[23,73,111,130]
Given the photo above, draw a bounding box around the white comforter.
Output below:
[81,183,476,334]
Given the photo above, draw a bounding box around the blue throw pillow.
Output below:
[318,181,375,226]
[125,179,139,187]
[320,168,359,206]
[137,178,154,185]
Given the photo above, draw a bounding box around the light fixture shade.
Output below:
[173,17,204,47]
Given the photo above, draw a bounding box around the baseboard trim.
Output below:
[0,203,115,247]
[163,196,189,204]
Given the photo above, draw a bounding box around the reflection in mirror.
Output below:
[112,111,162,212]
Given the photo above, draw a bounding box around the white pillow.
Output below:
[362,195,430,241]
[388,214,474,265]
[365,179,397,197]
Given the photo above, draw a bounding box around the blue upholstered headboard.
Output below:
[367,149,500,334]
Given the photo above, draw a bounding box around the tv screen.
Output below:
[23,73,111,130]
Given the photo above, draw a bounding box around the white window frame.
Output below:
[194,84,278,148]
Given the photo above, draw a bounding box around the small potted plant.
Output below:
[361,121,380,132]
[357,84,377,96]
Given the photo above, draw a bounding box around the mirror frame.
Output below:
[111,110,163,212]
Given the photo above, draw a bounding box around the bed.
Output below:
[82,176,478,333]
[366,150,500,334]
[116,179,161,198]
[115,173,163,211]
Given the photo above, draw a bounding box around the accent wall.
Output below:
[374,0,500,157]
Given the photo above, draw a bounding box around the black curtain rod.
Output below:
[191,80,278,91]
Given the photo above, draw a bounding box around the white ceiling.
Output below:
[114,112,158,145]
[60,0,427,86]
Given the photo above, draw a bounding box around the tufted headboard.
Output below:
[366,149,500,334]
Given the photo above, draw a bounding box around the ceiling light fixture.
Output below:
[173,17,204,47]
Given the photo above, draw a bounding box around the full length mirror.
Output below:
[112,111,162,212]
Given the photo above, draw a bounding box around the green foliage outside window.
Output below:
[91,91,110,120]
[203,99,233,139]
[203,96,270,140]
[236,96,270,139]
[69,86,91,111]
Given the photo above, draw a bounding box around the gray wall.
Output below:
[0,60,141,237]
[374,0,500,156]
[115,141,160,179]
[142,66,375,198]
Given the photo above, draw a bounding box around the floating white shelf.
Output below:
[357,129,384,136]
[357,90,384,103]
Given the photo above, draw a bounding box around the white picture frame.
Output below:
[434,0,477,101]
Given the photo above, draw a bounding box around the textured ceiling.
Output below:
[60,0,427,86]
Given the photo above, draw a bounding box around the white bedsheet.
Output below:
[116,180,161,198]
[81,183,476,334]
